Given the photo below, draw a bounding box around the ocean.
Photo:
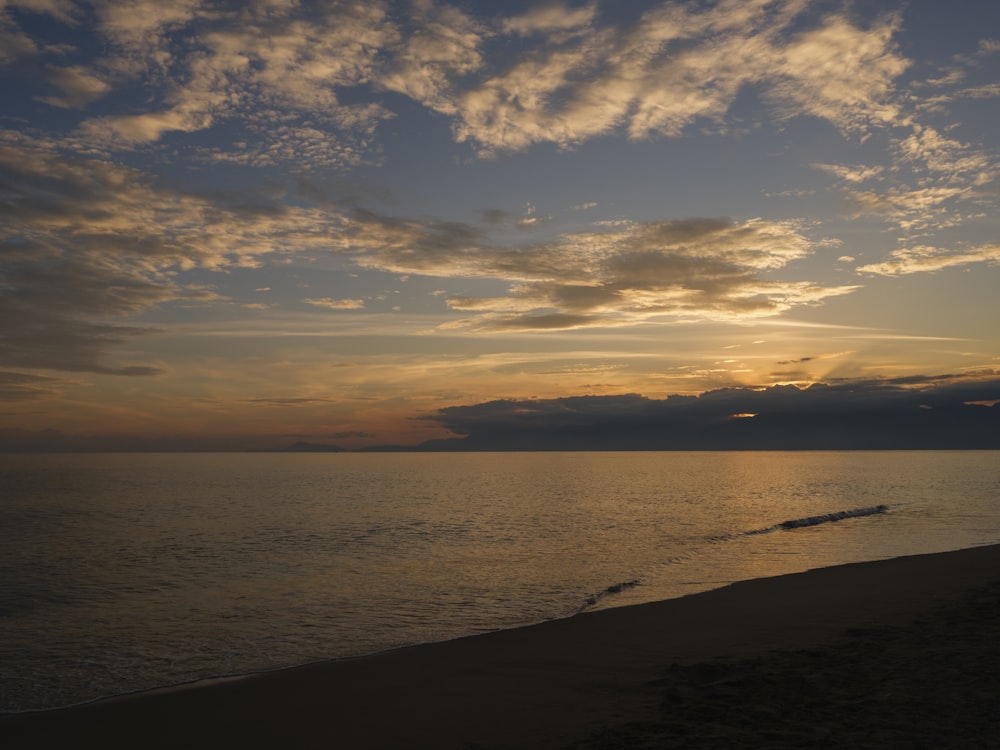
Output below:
[1,450,998,714]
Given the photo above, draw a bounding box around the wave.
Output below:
[747,504,889,536]
[580,504,890,613]
[580,578,641,611]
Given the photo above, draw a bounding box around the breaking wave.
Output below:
[580,578,642,611]
[747,504,890,536]
[581,504,891,612]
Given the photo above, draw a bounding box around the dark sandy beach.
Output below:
[3,544,999,749]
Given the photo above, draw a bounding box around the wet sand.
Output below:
[3,543,999,749]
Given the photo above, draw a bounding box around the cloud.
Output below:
[0,370,65,400]
[857,244,1000,276]
[776,351,851,366]
[0,11,38,66]
[79,0,394,165]
[763,12,907,131]
[304,297,367,310]
[515,203,552,228]
[377,0,485,116]
[4,129,865,373]
[6,0,915,163]
[82,108,215,144]
[337,210,858,330]
[0,131,856,380]
[452,1,909,154]
[0,0,82,68]
[959,82,1000,99]
[244,397,333,406]
[1,0,80,59]
[192,120,380,171]
[423,373,1000,449]
[842,185,972,231]
[896,125,997,183]
[36,65,111,108]
[801,40,997,244]
[9,0,80,23]
[811,162,885,184]
[92,0,201,53]
[815,127,997,243]
[978,39,1000,55]
[0,136,347,374]
[501,2,597,36]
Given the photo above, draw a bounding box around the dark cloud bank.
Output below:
[416,376,1000,451]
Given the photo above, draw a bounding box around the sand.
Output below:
[3,543,1000,749]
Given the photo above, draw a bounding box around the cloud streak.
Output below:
[342,213,857,329]
[857,244,1000,276]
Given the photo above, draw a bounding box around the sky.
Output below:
[1,0,999,450]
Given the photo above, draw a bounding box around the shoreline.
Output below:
[3,543,1000,748]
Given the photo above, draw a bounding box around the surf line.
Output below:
[746,504,890,536]
[579,504,889,613]
[579,578,642,611]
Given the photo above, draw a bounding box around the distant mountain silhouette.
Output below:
[283,441,346,452]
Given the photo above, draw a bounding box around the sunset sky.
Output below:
[2,0,999,450]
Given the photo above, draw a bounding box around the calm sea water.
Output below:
[1,451,998,713]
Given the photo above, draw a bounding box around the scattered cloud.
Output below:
[515,203,551,228]
[340,212,858,329]
[895,125,997,183]
[812,162,885,184]
[377,0,486,116]
[36,65,111,108]
[0,0,81,65]
[304,297,367,310]
[452,1,909,154]
[501,1,597,36]
[0,370,65,401]
[4,0,915,159]
[842,184,972,232]
[765,188,816,198]
[857,244,1000,275]
[74,0,394,168]
[0,135,346,373]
